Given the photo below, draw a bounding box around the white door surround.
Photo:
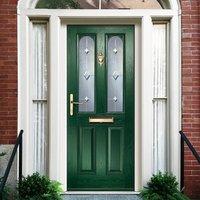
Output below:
[18,0,181,192]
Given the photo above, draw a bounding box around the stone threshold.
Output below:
[62,194,141,200]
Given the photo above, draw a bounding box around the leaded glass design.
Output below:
[79,36,95,112]
[107,36,123,112]
[36,0,165,9]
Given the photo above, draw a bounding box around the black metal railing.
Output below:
[179,130,200,191]
[0,130,23,200]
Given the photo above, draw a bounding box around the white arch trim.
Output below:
[18,0,180,10]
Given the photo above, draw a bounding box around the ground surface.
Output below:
[62,195,140,200]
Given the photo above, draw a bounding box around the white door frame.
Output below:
[18,0,181,193]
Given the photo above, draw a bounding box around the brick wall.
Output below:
[0,0,18,144]
[0,0,199,198]
[181,0,200,199]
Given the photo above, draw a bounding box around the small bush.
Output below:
[17,172,62,200]
[140,172,190,200]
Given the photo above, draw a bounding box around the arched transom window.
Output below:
[36,0,170,9]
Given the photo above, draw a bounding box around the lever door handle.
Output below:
[71,101,85,105]
[70,94,86,116]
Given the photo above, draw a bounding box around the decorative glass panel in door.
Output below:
[78,36,95,112]
[67,26,134,191]
[107,36,124,112]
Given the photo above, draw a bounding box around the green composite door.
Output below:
[67,26,134,191]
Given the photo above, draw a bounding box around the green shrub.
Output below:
[0,186,10,200]
[17,172,62,200]
[140,172,190,200]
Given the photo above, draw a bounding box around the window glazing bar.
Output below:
[32,99,47,103]
[152,97,167,101]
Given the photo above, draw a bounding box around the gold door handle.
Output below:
[70,94,86,116]
[72,101,85,105]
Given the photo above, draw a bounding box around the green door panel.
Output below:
[67,26,135,191]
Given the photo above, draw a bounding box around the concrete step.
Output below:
[62,194,141,200]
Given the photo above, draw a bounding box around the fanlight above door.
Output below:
[36,0,170,9]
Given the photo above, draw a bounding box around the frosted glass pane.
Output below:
[153,100,167,173]
[153,24,167,98]
[79,36,95,112]
[32,24,48,175]
[107,36,123,112]
[33,103,48,175]
[33,24,48,100]
[153,24,167,173]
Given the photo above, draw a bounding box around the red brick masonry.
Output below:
[181,0,200,199]
[0,0,199,198]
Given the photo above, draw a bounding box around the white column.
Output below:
[134,22,142,191]
[169,14,181,184]
[49,15,67,190]
[59,23,67,190]
[18,13,31,175]
[141,15,153,186]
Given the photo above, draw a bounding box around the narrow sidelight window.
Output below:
[31,23,49,175]
[153,24,168,173]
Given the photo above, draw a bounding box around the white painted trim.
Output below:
[141,16,154,185]
[63,20,142,192]
[18,14,32,175]
[169,15,181,185]
[21,9,178,18]
[59,22,67,190]
[48,15,67,188]
[28,21,36,173]
[134,22,142,191]
[18,0,180,10]
[17,0,181,193]
[166,22,171,172]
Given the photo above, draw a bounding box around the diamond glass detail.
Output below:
[113,96,118,102]
[112,71,119,80]
[84,71,90,80]
[85,96,90,102]
[113,48,118,54]
[85,48,89,54]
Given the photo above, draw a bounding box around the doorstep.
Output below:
[62,194,141,200]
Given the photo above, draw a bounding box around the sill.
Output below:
[62,191,140,195]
